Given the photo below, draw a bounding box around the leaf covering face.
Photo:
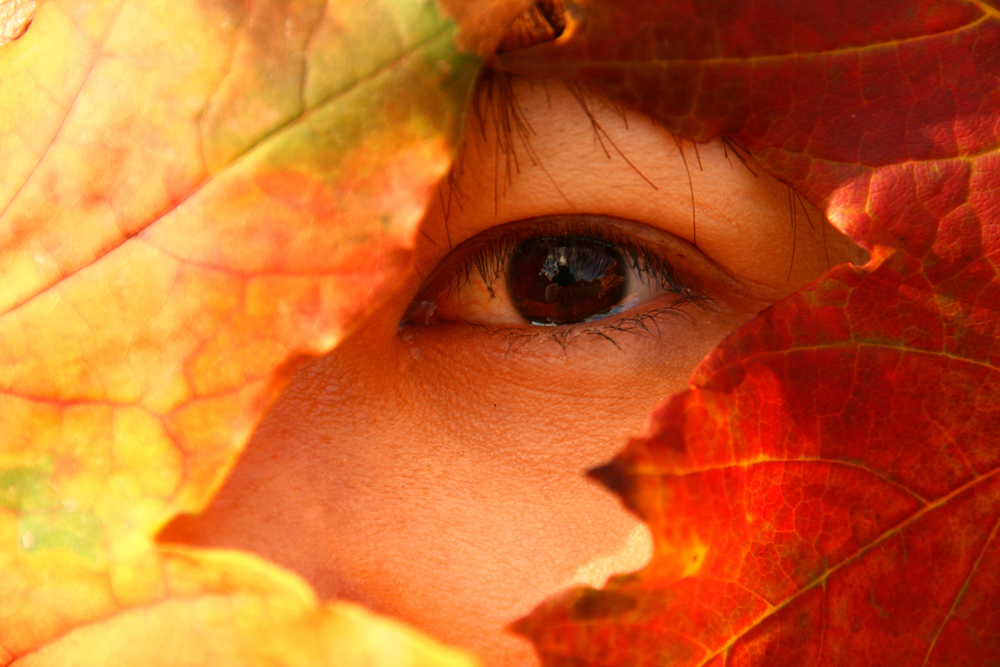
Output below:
[2,1,999,667]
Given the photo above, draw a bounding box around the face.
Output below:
[162,74,865,666]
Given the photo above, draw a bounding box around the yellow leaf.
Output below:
[0,0,484,663]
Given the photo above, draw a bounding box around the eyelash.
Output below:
[471,297,710,355]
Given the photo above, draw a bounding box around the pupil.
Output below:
[506,237,628,325]
[553,264,575,287]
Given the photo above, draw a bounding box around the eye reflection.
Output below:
[508,237,627,325]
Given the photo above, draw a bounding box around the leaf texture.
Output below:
[505,1,1000,665]
[0,0,484,663]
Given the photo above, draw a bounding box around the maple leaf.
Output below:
[503,0,1000,664]
[0,0,500,663]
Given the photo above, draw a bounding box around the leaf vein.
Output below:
[698,465,1000,666]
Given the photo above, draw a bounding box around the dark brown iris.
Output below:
[506,237,627,325]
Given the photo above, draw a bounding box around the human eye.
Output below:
[404,214,707,332]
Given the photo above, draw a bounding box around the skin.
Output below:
[162,75,865,667]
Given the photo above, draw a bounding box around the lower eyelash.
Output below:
[468,296,707,356]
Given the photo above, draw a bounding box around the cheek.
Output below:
[192,337,658,665]
[160,295,742,667]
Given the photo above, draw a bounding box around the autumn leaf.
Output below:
[504,0,1000,664]
[0,0,495,663]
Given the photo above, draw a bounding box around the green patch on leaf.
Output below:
[19,510,103,564]
[0,463,58,512]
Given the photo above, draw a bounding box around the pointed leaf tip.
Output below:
[587,460,629,499]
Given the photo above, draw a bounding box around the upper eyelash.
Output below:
[449,219,703,306]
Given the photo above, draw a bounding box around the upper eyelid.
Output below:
[434,72,806,297]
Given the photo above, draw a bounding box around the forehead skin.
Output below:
[161,77,863,667]
[422,74,858,303]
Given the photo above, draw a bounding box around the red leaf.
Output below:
[506,1,1000,664]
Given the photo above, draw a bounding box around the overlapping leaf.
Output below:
[0,0,487,663]
[8,0,1000,664]
[505,1,1000,664]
